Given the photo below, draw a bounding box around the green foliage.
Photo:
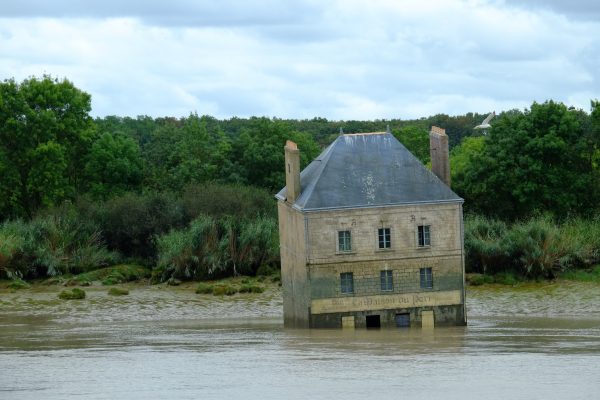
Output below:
[155,214,278,281]
[194,279,265,295]
[84,132,143,199]
[182,182,275,219]
[85,192,186,259]
[7,278,30,290]
[456,101,598,218]
[58,288,86,300]
[232,117,320,190]
[71,264,149,285]
[195,282,213,294]
[560,265,600,282]
[107,287,129,296]
[0,76,93,218]
[0,207,118,279]
[392,126,430,164]
[465,215,600,279]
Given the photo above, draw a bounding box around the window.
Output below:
[380,270,393,291]
[378,228,391,249]
[420,267,433,289]
[340,272,354,294]
[338,230,352,252]
[417,225,431,247]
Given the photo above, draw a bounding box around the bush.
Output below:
[7,278,30,290]
[182,183,276,220]
[108,287,129,296]
[561,265,600,282]
[195,282,213,294]
[74,265,149,285]
[155,214,279,282]
[466,274,485,286]
[58,288,86,300]
[211,284,237,296]
[239,283,265,293]
[464,214,600,279]
[84,192,186,260]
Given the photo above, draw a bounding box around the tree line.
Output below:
[1,75,599,281]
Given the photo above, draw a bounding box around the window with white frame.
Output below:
[417,225,431,247]
[340,272,354,294]
[420,267,433,289]
[378,228,391,249]
[380,270,393,291]
[338,230,352,252]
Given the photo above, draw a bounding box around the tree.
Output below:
[456,101,596,219]
[392,125,430,164]
[84,132,144,199]
[232,117,320,190]
[0,76,93,218]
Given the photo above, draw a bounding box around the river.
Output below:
[1,281,599,399]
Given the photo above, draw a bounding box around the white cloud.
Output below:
[0,0,599,119]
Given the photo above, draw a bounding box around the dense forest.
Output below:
[1,76,599,283]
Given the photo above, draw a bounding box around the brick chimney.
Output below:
[429,126,450,186]
[284,140,301,203]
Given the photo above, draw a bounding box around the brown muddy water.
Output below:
[1,281,599,400]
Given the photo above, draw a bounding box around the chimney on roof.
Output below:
[429,126,451,187]
[284,140,301,203]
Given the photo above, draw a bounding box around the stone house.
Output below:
[276,127,466,328]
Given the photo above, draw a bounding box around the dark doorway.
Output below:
[395,313,410,328]
[366,315,381,328]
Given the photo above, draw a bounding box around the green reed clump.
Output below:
[155,214,278,282]
[465,215,600,279]
[58,288,86,300]
[108,287,129,296]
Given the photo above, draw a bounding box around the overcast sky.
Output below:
[1,0,599,120]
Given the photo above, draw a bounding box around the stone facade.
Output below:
[276,130,466,329]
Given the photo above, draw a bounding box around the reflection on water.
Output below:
[1,282,599,399]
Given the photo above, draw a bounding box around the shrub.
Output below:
[108,287,129,296]
[239,283,265,293]
[211,284,237,296]
[74,265,149,285]
[182,182,276,220]
[58,288,86,300]
[7,278,30,290]
[466,274,485,286]
[85,191,186,260]
[155,214,280,282]
[195,282,213,294]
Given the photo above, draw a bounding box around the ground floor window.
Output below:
[340,272,354,294]
[420,267,433,289]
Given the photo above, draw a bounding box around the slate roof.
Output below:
[275,132,463,211]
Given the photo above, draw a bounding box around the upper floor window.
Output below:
[417,225,431,247]
[338,230,352,252]
[420,267,433,289]
[380,270,393,291]
[340,272,354,294]
[378,228,391,249]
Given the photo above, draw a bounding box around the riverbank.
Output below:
[2,278,599,324]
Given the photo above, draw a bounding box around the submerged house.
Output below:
[276,127,466,328]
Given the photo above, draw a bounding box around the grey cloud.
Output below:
[502,0,600,20]
[1,0,320,27]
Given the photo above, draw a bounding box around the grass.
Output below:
[72,264,150,285]
[58,288,86,300]
[560,265,600,283]
[107,287,129,296]
[466,272,521,286]
[195,276,266,296]
[7,278,30,290]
